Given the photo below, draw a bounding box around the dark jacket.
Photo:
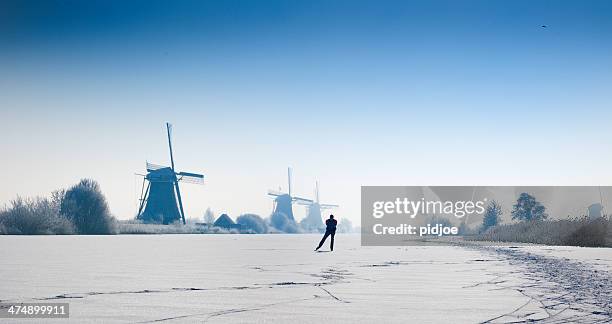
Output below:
[325,219,337,232]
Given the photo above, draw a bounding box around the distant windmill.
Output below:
[267,167,312,221]
[136,123,204,224]
[297,181,339,232]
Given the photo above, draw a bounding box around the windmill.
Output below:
[297,181,339,232]
[267,167,312,222]
[136,123,204,225]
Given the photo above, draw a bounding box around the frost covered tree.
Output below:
[511,193,548,221]
[0,196,74,235]
[60,179,116,234]
[482,200,503,230]
[337,218,353,233]
[237,214,268,234]
[269,212,298,233]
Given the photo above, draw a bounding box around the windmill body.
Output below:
[138,166,181,224]
[272,193,296,221]
[301,202,324,232]
[137,123,204,225]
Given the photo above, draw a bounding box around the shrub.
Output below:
[337,218,353,233]
[476,217,611,247]
[116,220,229,234]
[269,212,299,233]
[0,197,74,235]
[60,179,116,234]
[237,214,268,234]
[563,217,609,247]
[458,221,478,235]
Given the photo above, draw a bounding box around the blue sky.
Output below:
[1,0,611,223]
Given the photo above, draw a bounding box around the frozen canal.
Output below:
[1,234,610,323]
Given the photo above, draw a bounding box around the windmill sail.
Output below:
[268,189,286,197]
[320,203,339,208]
[146,162,166,172]
[292,196,313,204]
[177,171,204,184]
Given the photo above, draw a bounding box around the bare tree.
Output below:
[203,208,215,224]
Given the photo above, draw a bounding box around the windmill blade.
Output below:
[292,196,313,204]
[295,200,313,206]
[287,167,292,197]
[320,203,339,209]
[177,171,204,184]
[146,162,168,172]
[267,189,285,197]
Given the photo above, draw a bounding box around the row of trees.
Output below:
[1,185,551,236]
[205,193,547,235]
[269,211,354,233]
[481,192,549,232]
[203,208,354,234]
[0,179,116,235]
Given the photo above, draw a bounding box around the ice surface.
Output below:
[0,234,609,323]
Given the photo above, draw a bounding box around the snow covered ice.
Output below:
[0,234,610,323]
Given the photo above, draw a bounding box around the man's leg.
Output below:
[330,231,335,251]
[316,232,330,250]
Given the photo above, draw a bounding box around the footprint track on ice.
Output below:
[464,245,612,323]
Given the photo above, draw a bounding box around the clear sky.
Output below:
[1,0,611,224]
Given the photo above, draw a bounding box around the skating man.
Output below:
[315,215,337,251]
